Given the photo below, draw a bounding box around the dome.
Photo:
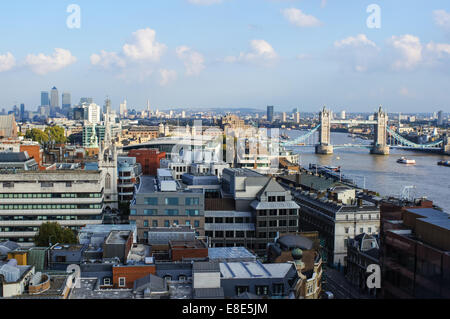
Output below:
[278,235,313,250]
[292,248,303,260]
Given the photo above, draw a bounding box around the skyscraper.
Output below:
[119,99,127,118]
[437,110,444,126]
[50,86,59,116]
[20,104,25,122]
[282,112,287,122]
[103,97,112,115]
[267,106,274,123]
[62,92,71,108]
[41,91,50,106]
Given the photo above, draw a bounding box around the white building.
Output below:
[83,103,101,124]
[0,170,105,245]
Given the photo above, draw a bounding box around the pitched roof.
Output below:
[133,274,166,293]
[257,178,286,198]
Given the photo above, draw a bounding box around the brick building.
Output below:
[128,149,165,176]
[380,202,450,299]
[112,264,156,289]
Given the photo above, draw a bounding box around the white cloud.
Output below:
[334,34,380,72]
[281,8,322,27]
[159,69,177,86]
[25,48,77,75]
[321,0,327,8]
[187,0,223,4]
[225,40,278,65]
[176,46,205,76]
[123,28,167,62]
[0,52,16,72]
[388,35,423,70]
[433,9,450,31]
[90,50,126,69]
[334,34,377,48]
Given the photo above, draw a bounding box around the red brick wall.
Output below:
[128,149,166,176]
[113,265,156,289]
[171,248,208,262]
[20,144,43,168]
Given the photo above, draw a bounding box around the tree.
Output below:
[34,222,78,247]
[45,126,67,144]
[25,128,49,144]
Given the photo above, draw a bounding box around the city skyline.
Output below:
[0,1,449,112]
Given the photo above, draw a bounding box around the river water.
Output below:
[283,130,450,210]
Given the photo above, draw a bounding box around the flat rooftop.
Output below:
[220,261,293,279]
[224,168,264,177]
[208,247,257,262]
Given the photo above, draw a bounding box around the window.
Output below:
[255,286,269,296]
[259,221,267,227]
[279,220,287,227]
[105,174,111,190]
[144,210,156,216]
[368,227,372,233]
[165,209,179,216]
[360,228,364,233]
[345,227,349,234]
[186,209,200,216]
[236,231,245,238]
[236,286,249,295]
[194,220,200,228]
[119,277,126,287]
[164,220,170,227]
[215,218,223,223]
[152,220,158,227]
[185,197,200,205]
[165,198,179,205]
[145,198,158,205]
[215,231,224,238]
[143,220,149,227]
[173,220,179,226]
[186,220,191,226]
[273,284,284,296]
[226,231,234,238]
[269,221,277,227]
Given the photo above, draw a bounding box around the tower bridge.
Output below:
[315,106,390,155]
[283,106,450,155]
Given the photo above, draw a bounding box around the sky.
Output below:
[0,0,449,113]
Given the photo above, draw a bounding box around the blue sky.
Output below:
[0,0,449,113]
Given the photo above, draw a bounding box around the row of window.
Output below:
[344,226,378,234]
[0,215,102,221]
[258,209,298,216]
[206,231,254,238]
[131,209,201,216]
[0,204,103,210]
[142,220,201,228]
[144,197,201,206]
[205,217,252,224]
[235,284,285,296]
[0,225,86,232]
[0,193,102,199]
[258,220,298,227]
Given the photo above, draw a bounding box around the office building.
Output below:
[50,87,59,116]
[83,103,101,124]
[279,174,380,267]
[267,106,274,123]
[380,204,450,299]
[129,169,205,242]
[437,110,444,126]
[0,170,105,245]
[41,92,50,107]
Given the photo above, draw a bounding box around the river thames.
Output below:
[283,130,450,210]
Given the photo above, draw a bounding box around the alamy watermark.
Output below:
[67,4,81,29]
[367,4,381,29]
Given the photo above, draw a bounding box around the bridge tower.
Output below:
[443,133,450,155]
[371,106,390,155]
[316,106,334,155]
